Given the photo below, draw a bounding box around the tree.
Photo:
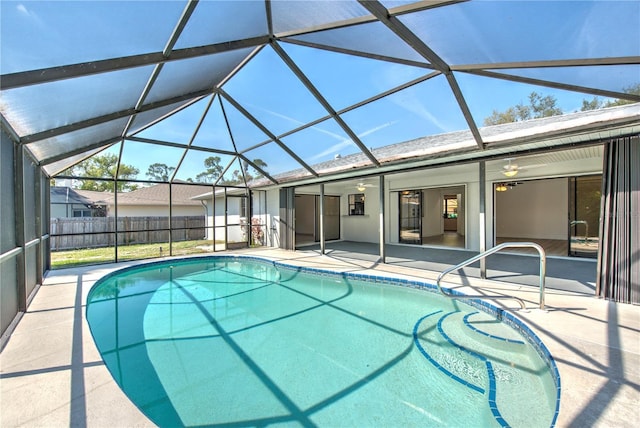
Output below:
[580,97,603,111]
[63,153,139,192]
[581,83,640,111]
[484,91,563,126]
[250,158,268,174]
[146,163,175,181]
[217,158,268,186]
[195,156,224,183]
[192,156,269,185]
[239,158,269,184]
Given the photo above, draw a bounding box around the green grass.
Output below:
[51,240,217,269]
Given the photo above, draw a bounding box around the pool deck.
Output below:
[1,247,638,427]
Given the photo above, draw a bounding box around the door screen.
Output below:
[399,190,422,244]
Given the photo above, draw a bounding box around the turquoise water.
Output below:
[86,257,559,427]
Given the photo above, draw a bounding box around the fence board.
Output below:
[50,216,205,250]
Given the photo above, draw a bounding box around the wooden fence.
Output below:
[50,216,205,250]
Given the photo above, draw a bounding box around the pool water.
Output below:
[86,256,559,427]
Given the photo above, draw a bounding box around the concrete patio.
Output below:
[1,247,638,427]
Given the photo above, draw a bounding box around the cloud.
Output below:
[310,139,353,161]
[308,124,344,141]
[393,92,449,132]
[245,103,305,129]
[357,121,397,138]
[15,3,46,27]
[308,121,397,161]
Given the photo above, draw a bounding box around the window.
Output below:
[73,209,92,218]
[348,193,365,215]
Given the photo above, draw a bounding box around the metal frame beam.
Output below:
[218,89,319,177]
[1,35,271,90]
[358,0,484,149]
[279,38,433,70]
[464,69,640,103]
[454,56,640,71]
[274,0,464,39]
[236,154,278,185]
[20,91,210,145]
[271,41,380,166]
[216,92,277,186]
[37,138,121,167]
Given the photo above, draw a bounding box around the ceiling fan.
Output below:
[355,182,375,192]
[502,158,519,177]
[497,158,547,177]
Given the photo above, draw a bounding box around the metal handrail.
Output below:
[436,242,546,310]
[570,220,589,244]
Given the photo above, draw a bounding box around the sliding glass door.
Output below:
[399,190,422,244]
[569,175,601,258]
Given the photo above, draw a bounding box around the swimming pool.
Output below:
[86,256,560,427]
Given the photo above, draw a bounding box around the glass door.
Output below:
[569,175,601,258]
[399,190,422,244]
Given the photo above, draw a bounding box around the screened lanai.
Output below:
[1,0,640,340]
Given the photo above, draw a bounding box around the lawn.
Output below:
[50,240,217,269]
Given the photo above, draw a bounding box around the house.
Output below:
[108,184,206,217]
[50,186,109,218]
[192,188,250,246]
[50,184,206,218]
[49,184,208,250]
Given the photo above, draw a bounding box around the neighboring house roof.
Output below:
[50,186,103,206]
[74,189,110,206]
[53,184,207,207]
[192,187,249,201]
[113,184,205,206]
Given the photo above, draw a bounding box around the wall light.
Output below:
[496,184,508,192]
[357,186,366,192]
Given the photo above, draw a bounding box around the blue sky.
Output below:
[1,0,638,182]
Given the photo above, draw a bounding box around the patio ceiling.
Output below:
[1,0,639,187]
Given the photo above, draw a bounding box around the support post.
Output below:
[169,183,173,256]
[212,185,216,252]
[34,166,43,286]
[224,187,228,249]
[479,161,487,279]
[319,184,325,255]
[44,175,51,270]
[379,175,386,263]
[14,143,26,312]
[114,180,118,263]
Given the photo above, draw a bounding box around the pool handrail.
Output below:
[570,220,589,244]
[436,242,546,310]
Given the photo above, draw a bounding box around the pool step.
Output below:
[413,310,524,427]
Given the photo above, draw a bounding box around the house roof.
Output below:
[74,189,111,205]
[1,1,638,188]
[112,184,205,206]
[255,103,640,187]
[51,184,204,207]
[50,186,98,206]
